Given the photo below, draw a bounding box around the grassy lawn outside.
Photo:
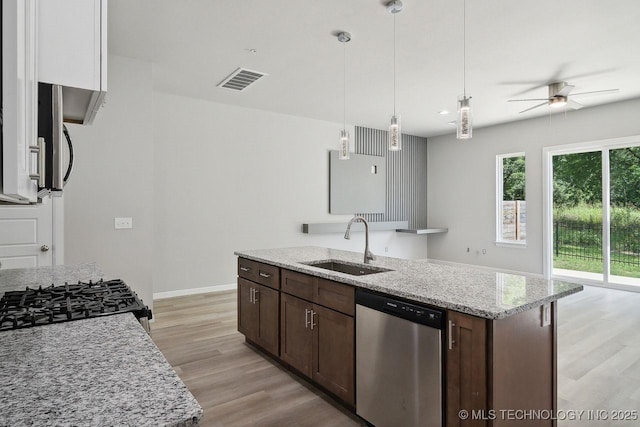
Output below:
[554,245,640,278]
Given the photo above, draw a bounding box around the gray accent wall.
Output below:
[355,126,428,229]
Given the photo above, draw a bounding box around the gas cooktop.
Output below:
[0,279,152,331]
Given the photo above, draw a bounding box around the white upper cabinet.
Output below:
[38,0,107,125]
[1,0,39,203]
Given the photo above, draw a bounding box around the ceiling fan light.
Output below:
[549,96,567,108]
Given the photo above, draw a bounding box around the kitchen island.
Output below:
[235,246,583,427]
[0,264,202,427]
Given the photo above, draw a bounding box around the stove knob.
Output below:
[40,245,50,252]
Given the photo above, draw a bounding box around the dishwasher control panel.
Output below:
[356,289,444,329]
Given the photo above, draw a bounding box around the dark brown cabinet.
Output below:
[446,306,556,427]
[280,293,355,406]
[446,310,488,427]
[280,293,313,376]
[279,269,356,407]
[312,303,354,405]
[237,259,280,357]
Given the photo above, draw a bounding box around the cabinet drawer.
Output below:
[238,258,280,290]
[315,279,355,316]
[281,269,315,301]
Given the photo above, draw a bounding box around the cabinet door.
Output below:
[237,278,257,341]
[255,283,279,356]
[280,293,312,377]
[312,304,355,406]
[38,0,107,124]
[446,311,487,427]
[38,0,105,92]
[1,0,38,202]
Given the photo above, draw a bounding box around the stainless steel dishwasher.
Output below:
[356,289,444,427]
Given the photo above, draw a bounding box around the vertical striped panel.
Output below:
[355,126,427,228]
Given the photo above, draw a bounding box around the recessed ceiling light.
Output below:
[439,110,450,115]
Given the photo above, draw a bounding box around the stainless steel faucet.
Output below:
[344,216,375,264]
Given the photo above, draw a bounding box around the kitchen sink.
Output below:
[303,260,393,276]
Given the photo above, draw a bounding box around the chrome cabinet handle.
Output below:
[448,320,456,350]
[38,138,46,188]
[249,288,253,303]
[253,289,259,303]
[259,272,271,278]
[240,266,250,272]
[40,245,50,252]
[310,310,316,330]
[29,142,41,180]
[305,309,310,329]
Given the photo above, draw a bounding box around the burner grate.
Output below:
[0,279,151,331]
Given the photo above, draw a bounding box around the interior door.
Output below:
[0,198,52,269]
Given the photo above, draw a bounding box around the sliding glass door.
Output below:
[609,147,640,285]
[547,138,640,289]
[552,151,603,280]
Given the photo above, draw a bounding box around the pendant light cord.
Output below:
[343,38,347,130]
[463,0,467,97]
[393,11,397,116]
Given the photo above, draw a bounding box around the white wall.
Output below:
[427,98,640,274]
[152,92,428,293]
[64,54,429,301]
[64,55,154,308]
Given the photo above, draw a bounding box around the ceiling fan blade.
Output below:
[571,88,619,97]
[508,98,550,102]
[519,102,549,114]
[567,99,584,110]
[556,84,575,97]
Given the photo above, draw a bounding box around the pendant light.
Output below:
[387,0,403,151]
[457,0,472,139]
[337,31,351,160]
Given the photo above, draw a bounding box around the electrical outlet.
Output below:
[482,248,487,254]
[114,217,133,229]
[385,246,389,253]
[541,303,551,327]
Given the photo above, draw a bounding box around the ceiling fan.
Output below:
[508,81,619,114]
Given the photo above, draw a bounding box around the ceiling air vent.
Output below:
[217,68,267,91]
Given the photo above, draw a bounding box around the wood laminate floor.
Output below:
[152,287,640,427]
[557,285,640,426]
[151,291,363,427]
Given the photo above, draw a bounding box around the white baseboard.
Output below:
[153,283,237,300]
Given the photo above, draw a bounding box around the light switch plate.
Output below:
[114,217,133,229]
[541,303,551,327]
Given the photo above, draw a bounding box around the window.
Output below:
[496,153,526,244]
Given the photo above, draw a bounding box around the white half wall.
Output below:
[152,91,429,293]
[64,55,155,309]
[427,98,640,274]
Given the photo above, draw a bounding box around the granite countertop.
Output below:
[0,313,203,427]
[0,262,104,295]
[235,246,583,319]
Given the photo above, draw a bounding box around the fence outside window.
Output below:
[554,221,640,267]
